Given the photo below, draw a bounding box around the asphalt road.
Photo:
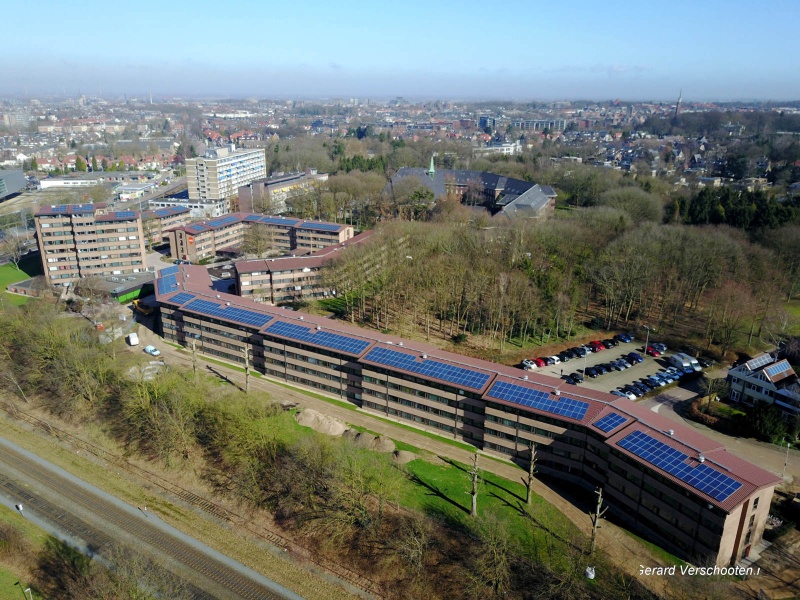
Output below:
[0,435,302,600]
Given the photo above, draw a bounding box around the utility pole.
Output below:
[190,338,197,377]
[590,487,608,555]
[524,442,537,506]
[783,441,791,479]
[244,345,251,394]
[470,452,479,517]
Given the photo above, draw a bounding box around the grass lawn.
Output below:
[787,299,800,335]
[0,254,42,308]
[401,456,582,566]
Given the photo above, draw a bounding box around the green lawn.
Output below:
[787,299,800,335]
[0,254,42,308]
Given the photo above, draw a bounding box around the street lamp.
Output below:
[643,325,653,354]
[783,441,791,479]
[14,582,33,600]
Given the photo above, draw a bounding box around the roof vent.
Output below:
[216,294,221,298]
[387,341,393,345]
[668,429,675,436]
[316,325,321,330]
[226,302,230,306]
[523,375,528,380]
[553,390,560,396]
[398,342,403,346]
[299,316,304,320]
[421,353,427,359]
[698,454,705,463]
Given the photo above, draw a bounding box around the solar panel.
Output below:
[113,211,136,219]
[764,361,790,378]
[488,381,590,420]
[52,205,69,213]
[256,216,300,226]
[747,354,773,370]
[166,292,195,305]
[206,215,240,228]
[156,274,178,295]
[618,431,742,502]
[160,265,179,276]
[593,412,627,433]
[266,321,370,355]
[183,299,274,328]
[299,222,342,232]
[365,347,491,391]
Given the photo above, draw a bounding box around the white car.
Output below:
[548,355,561,365]
[143,345,161,356]
[521,359,537,370]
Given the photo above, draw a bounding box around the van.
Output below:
[127,332,140,346]
[668,353,693,373]
[680,353,703,373]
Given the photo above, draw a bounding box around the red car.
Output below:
[645,346,661,357]
[589,340,605,352]
[534,357,548,368]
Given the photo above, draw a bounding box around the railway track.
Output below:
[0,438,294,600]
[0,402,382,598]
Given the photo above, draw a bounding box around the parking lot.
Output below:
[525,340,701,396]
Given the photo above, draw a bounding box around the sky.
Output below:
[3,0,799,101]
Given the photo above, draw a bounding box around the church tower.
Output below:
[674,90,683,120]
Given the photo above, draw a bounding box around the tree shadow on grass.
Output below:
[490,492,586,555]
[441,457,526,504]
[409,473,470,517]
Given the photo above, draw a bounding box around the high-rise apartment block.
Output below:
[34,203,147,287]
[185,146,267,213]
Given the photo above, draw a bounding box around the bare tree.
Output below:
[239,224,275,259]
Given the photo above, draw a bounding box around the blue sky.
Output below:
[3,0,798,100]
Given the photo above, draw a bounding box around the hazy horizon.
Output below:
[3,0,799,101]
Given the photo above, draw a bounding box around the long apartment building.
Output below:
[154,264,782,568]
[141,206,192,246]
[186,145,267,213]
[234,230,377,304]
[166,212,354,262]
[35,203,147,287]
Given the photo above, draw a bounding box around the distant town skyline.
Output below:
[3,0,799,101]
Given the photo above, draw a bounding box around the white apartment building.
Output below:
[186,145,266,213]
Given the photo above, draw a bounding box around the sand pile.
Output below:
[392,450,417,464]
[342,430,396,453]
[294,409,348,436]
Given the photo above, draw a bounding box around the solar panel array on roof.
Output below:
[245,215,301,226]
[185,224,209,234]
[206,215,240,228]
[593,412,627,433]
[365,347,491,391]
[157,275,178,295]
[299,222,342,232]
[266,321,370,355]
[183,299,274,328]
[487,381,589,420]
[618,430,742,502]
[160,265,179,276]
[113,211,136,219]
[74,203,94,213]
[747,354,773,370]
[764,361,791,378]
[52,205,68,213]
[166,292,195,305]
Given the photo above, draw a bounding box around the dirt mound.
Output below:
[294,409,348,436]
[392,450,417,464]
[342,430,396,453]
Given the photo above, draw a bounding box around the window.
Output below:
[753,497,759,511]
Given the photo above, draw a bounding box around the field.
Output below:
[0,253,42,306]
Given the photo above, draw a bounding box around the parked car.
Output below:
[572,346,588,357]
[543,356,556,366]
[637,379,654,391]
[664,366,684,379]
[534,358,548,368]
[585,367,599,378]
[521,359,537,370]
[697,356,714,368]
[659,369,678,383]
[548,355,561,365]
[622,384,643,398]
[631,382,650,395]
[589,340,605,352]
[557,351,572,362]
[143,345,161,356]
[564,348,580,359]
[615,333,633,343]
[569,372,585,383]
[565,376,580,385]
[595,364,609,375]
[626,352,643,364]
[645,346,661,357]
[652,342,668,353]
[610,390,629,399]
[614,388,637,400]
[603,338,619,348]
